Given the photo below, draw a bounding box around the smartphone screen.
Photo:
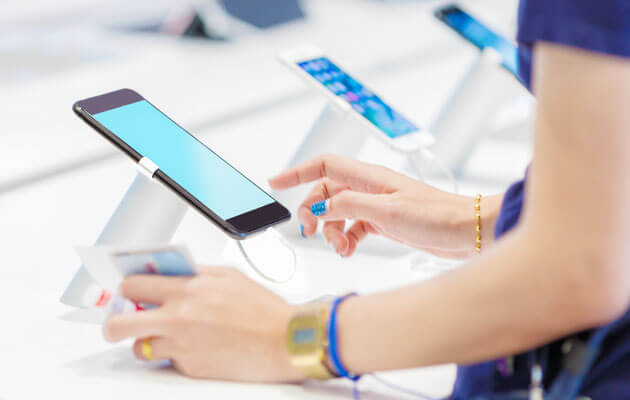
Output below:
[436,5,518,77]
[297,57,419,139]
[77,90,288,236]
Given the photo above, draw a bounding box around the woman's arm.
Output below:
[269,156,504,258]
[337,42,630,373]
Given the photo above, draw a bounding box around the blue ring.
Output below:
[328,293,360,381]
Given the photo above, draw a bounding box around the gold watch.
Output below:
[286,303,336,379]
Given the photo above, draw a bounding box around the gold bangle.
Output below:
[475,194,482,253]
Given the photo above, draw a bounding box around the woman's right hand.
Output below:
[269,154,498,258]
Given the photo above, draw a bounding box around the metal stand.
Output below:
[425,48,527,175]
[61,168,188,307]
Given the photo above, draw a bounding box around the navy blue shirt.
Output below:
[452,1,630,398]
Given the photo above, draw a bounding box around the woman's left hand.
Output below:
[104,267,305,382]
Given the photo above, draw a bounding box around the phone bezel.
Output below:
[73,88,290,240]
[434,3,519,78]
[279,46,434,152]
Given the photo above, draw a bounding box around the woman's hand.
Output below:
[270,154,500,258]
[104,267,305,382]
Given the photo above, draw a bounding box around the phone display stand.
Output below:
[272,48,525,275]
[274,50,524,234]
[423,47,527,176]
[61,163,296,307]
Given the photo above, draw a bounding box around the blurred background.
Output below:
[1,1,534,398]
[1,0,528,194]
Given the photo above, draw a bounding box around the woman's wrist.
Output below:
[276,305,309,382]
[446,194,503,254]
[479,194,502,249]
[334,294,370,375]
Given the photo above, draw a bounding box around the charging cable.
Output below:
[409,146,459,194]
[367,373,439,400]
[341,373,439,400]
[236,227,297,283]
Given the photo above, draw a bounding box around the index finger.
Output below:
[269,154,398,193]
[105,309,169,342]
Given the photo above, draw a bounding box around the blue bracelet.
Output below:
[328,293,360,381]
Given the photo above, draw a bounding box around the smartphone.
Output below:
[280,46,434,153]
[73,89,290,240]
[435,4,519,78]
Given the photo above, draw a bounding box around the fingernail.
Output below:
[300,224,307,238]
[333,240,344,257]
[311,200,329,217]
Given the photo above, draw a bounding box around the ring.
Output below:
[141,338,155,361]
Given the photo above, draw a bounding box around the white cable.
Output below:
[350,374,439,400]
[236,228,297,283]
[409,146,459,194]
[410,151,428,183]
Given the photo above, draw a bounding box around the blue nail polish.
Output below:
[300,224,307,238]
[311,200,328,217]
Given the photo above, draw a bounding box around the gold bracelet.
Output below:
[475,194,482,253]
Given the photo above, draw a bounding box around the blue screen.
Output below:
[93,100,274,220]
[298,57,419,139]
[293,328,316,344]
[442,9,518,76]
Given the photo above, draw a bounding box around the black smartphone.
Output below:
[73,89,290,240]
[435,3,519,78]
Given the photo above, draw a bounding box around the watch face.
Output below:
[287,313,324,356]
[293,328,317,344]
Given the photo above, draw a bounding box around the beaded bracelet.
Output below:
[475,194,482,253]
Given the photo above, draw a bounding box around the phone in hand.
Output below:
[435,3,519,78]
[73,89,290,240]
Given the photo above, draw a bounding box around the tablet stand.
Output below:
[61,154,301,307]
[424,48,527,175]
[61,162,188,307]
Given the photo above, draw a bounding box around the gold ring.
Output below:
[141,338,155,361]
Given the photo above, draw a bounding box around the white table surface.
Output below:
[0,1,530,398]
